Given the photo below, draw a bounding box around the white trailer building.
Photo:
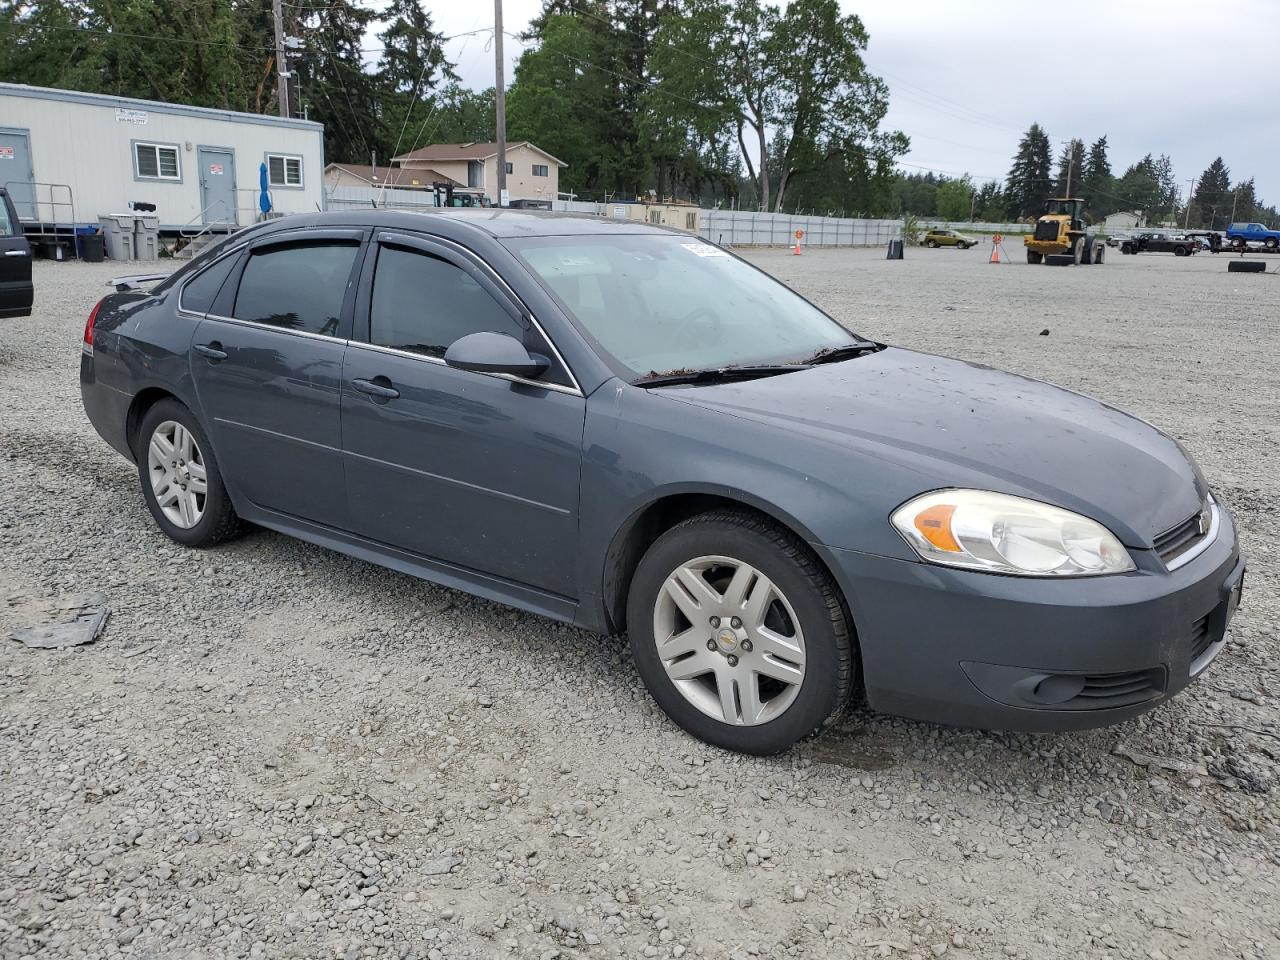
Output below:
[0,82,324,242]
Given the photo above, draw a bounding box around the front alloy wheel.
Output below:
[653,555,806,726]
[628,511,854,754]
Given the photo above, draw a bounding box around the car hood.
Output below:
[663,347,1205,547]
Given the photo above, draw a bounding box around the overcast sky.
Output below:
[421,0,1280,204]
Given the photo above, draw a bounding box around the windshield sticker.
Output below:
[680,242,728,258]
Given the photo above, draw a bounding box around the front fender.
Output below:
[574,381,925,631]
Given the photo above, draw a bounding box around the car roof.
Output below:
[248,208,673,240]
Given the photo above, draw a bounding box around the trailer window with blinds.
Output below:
[134,142,181,181]
[267,154,303,188]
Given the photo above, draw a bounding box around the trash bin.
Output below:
[98,215,136,260]
[78,233,105,263]
[75,226,105,262]
[132,215,160,261]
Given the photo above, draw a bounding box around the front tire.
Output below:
[136,399,242,548]
[1026,250,1043,264]
[1265,237,1278,251]
[627,511,854,755]
[925,239,938,248]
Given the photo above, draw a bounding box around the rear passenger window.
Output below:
[180,254,238,314]
[0,200,14,237]
[233,241,359,337]
[369,245,523,359]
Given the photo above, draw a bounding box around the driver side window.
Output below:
[369,245,525,360]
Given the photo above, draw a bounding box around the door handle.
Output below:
[194,342,228,362]
[4,250,29,257]
[351,377,400,401]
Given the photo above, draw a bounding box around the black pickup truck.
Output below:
[1119,232,1197,257]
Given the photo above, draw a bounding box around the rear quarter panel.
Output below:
[81,288,202,460]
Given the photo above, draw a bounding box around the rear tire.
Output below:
[627,511,855,755]
[1026,250,1043,264]
[136,399,242,548]
[1265,238,1278,251]
[925,239,938,248]
[1174,245,1188,257]
[1094,243,1105,264]
[1071,237,1084,264]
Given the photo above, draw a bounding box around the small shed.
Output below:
[0,82,324,243]
[1104,211,1145,232]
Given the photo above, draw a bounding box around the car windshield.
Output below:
[507,234,858,376]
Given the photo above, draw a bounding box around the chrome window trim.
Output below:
[193,315,583,397]
[1163,500,1220,572]
[373,231,584,396]
[345,339,583,397]
[202,312,350,347]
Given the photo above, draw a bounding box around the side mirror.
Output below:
[443,331,550,379]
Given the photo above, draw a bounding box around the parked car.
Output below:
[0,187,33,319]
[1120,233,1197,257]
[80,211,1244,754]
[1225,222,1280,251]
[922,229,977,249]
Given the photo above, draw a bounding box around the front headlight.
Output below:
[890,490,1136,577]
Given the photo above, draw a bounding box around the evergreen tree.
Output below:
[290,0,381,163]
[1114,155,1162,221]
[1080,136,1113,218]
[1191,157,1231,231]
[1005,123,1052,218]
[1054,138,1084,197]
[1229,178,1257,225]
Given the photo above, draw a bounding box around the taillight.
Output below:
[83,298,104,356]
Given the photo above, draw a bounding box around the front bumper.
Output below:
[823,505,1243,731]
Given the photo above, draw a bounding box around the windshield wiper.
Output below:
[801,341,883,365]
[633,364,810,388]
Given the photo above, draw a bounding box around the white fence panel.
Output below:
[324,187,908,248]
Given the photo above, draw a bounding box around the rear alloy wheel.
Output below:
[147,419,207,529]
[137,399,242,548]
[628,511,854,754]
[1266,237,1278,251]
[925,239,938,248]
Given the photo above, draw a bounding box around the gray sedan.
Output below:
[80,211,1245,754]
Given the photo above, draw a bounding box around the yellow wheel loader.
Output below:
[1024,198,1105,265]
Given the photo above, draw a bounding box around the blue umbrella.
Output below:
[258,163,272,215]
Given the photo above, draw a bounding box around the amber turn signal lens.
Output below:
[913,504,962,553]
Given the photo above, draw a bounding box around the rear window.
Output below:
[232,241,359,337]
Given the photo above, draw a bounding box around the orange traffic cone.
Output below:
[989,244,1001,264]
[793,240,802,256]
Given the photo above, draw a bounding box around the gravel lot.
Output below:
[1,245,1277,960]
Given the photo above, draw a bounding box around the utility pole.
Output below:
[1184,177,1195,229]
[494,0,507,207]
[1230,188,1239,225]
[272,0,289,119]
